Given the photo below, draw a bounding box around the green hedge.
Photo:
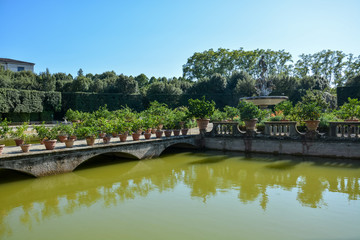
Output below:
[61,92,144,113]
[0,88,61,121]
[337,87,360,106]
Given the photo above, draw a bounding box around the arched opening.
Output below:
[0,168,36,183]
[160,142,199,156]
[74,152,139,172]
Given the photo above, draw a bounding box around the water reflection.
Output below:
[0,151,359,239]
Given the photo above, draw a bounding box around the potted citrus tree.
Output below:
[42,127,59,150]
[0,119,11,154]
[295,101,321,131]
[131,119,143,141]
[75,126,97,146]
[188,96,215,130]
[238,101,261,131]
[11,122,29,146]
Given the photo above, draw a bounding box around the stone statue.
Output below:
[256,55,273,96]
[259,55,267,79]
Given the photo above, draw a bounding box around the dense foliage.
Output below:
[1,48,359,121]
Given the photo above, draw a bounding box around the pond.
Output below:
[0,150,359,240]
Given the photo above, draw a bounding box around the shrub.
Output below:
[188,96,215,119]
[237,101,261,121]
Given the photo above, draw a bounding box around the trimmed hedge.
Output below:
[337,87,360,106]
[0,88,61,121]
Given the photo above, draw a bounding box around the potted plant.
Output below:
[238,101,261,131]
[11,122,29,146]
[188,96,215,130]
[0,119,11,154]
[54,124,70,143]
[42,127,59,150]
[337,97,360,121]
[163,113,175,137]
[102,121,114,144]
[118,120,131,142]
[59,124,76,148]
[294,101,321,131]
[34,122,49,144]
[20,132,33,153]
[131,119,143,141]
[75,126,97,146]
[142,116,154,140]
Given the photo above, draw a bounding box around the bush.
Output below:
[188,96,216,119]
[237,101,261,120]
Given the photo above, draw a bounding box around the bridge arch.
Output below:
[159,142,199,156]
[72,151,141,171]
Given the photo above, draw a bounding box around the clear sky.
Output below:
[1,0,359,78]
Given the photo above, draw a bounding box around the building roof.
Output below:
[0,58,35,65]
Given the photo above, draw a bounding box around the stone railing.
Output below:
[207,121,360,140]
[264,121,300,137]
[329,121,360,139]
[208,121,245,137]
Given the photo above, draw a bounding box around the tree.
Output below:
[37,68,56,91]
[72,76,92,92]
[231,71,256,97]
[135,73,149,89]
[77,68,84,77]
[345,74,360,86]
[115,74,138,94]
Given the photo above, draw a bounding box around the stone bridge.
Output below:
[0,135,199,177]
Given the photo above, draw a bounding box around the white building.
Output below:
[0,58,35,72]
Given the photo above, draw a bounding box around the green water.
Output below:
[0,151,359,240]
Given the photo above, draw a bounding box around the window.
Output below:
[17,67,25,71]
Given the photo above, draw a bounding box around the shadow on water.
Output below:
[215,150,360,170]
[0,169,36,184]
[74,153,138,171]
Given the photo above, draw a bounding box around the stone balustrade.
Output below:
[329,121,360,139]
[264,121,299,137]
[208,121,245,137]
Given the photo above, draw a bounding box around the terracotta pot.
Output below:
[196,119,210,130]
[0,144,5,154]
[20,144,31,153]
[99,133,106,138]
[173,129,180,136]
[69,135,77,141]
[155,130,163,138]
[14,139,24,146]
[164,130,172,137]
[132,133,141,141]
[44,140,57,150]
[64,139,75,148]
[244,119,258,131]
[112,132,118,137]
[144,132,152,139]
[58,135,68,143]
[103,136,111,144]
[305,120,320,131]
[181,129,189,136]
[119,133,128,142]
[86,137,95,146]
[145,128,152,134]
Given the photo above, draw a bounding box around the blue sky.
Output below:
[1,0,359,78]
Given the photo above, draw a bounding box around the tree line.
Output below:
[0,48,359,110]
